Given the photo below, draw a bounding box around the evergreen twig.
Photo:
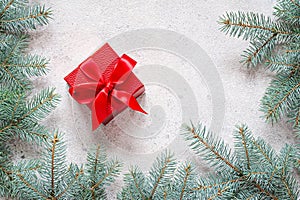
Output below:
[219,0,300,136]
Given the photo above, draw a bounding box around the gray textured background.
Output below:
[10,0,297,199]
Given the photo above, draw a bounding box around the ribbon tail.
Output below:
[112,90,147,114]
[91,91,110,130]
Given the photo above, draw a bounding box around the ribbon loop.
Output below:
[110,54,137,83]
[80,58,104,82]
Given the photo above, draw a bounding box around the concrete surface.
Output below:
[10,0,297,199]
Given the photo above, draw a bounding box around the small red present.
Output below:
[64,43,147,130]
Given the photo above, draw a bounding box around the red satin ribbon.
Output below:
[69,54,147,130]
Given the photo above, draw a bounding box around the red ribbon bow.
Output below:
[69,54,147,130]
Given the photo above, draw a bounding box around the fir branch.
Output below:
[291,0,300,8]
[192,177,243,191]
[56,168,84,199]
[0,88,59,143]
[1,9,49,23]
[13,132,59,198]
[274,0,300,23]
[120,152,191,200]
[16,173,47,198]
[280,145,293,176]
[0,144,13,197]
[163,191,167,200]
[79,145,122,199]
[253,33,277,56]
[20,88,60,122]
[10,92,21,121]
[90,144,101,187]
[1,55,49,77]
[0,5,52,33]
[0,0,14,19]
[0,34,14,49]
[1,35,28,66]
[50,132,58,197]
[1,67,27,90]
[0,35,29,90]
[264,79,300,122]
[91,160,120,191]
[5,159,41,185]
[219,12,298,40]
[219,1,300,135]
[12,132,117,199]
[183,123,242,175]
[207,187,229,200]
[278,145,298,200]
[281,177,294,200]
[184,123,299,199]
[266,60,299,73]
[287,102,300,137]
[243,33,278,66]
[266,49,300,74]
[0,165,12,178]
[238,126,250,169]
[295,108,300,127]
[149,152,174,199]
[130,169,146,200]
[286,49,300,53]
[179,164,191,200]
[26,130,49,140]
[254,182,278,200]
[250,139,275,167]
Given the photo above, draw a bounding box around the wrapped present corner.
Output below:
[64,43,147,130]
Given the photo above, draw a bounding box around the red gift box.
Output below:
[64,43,146,130]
